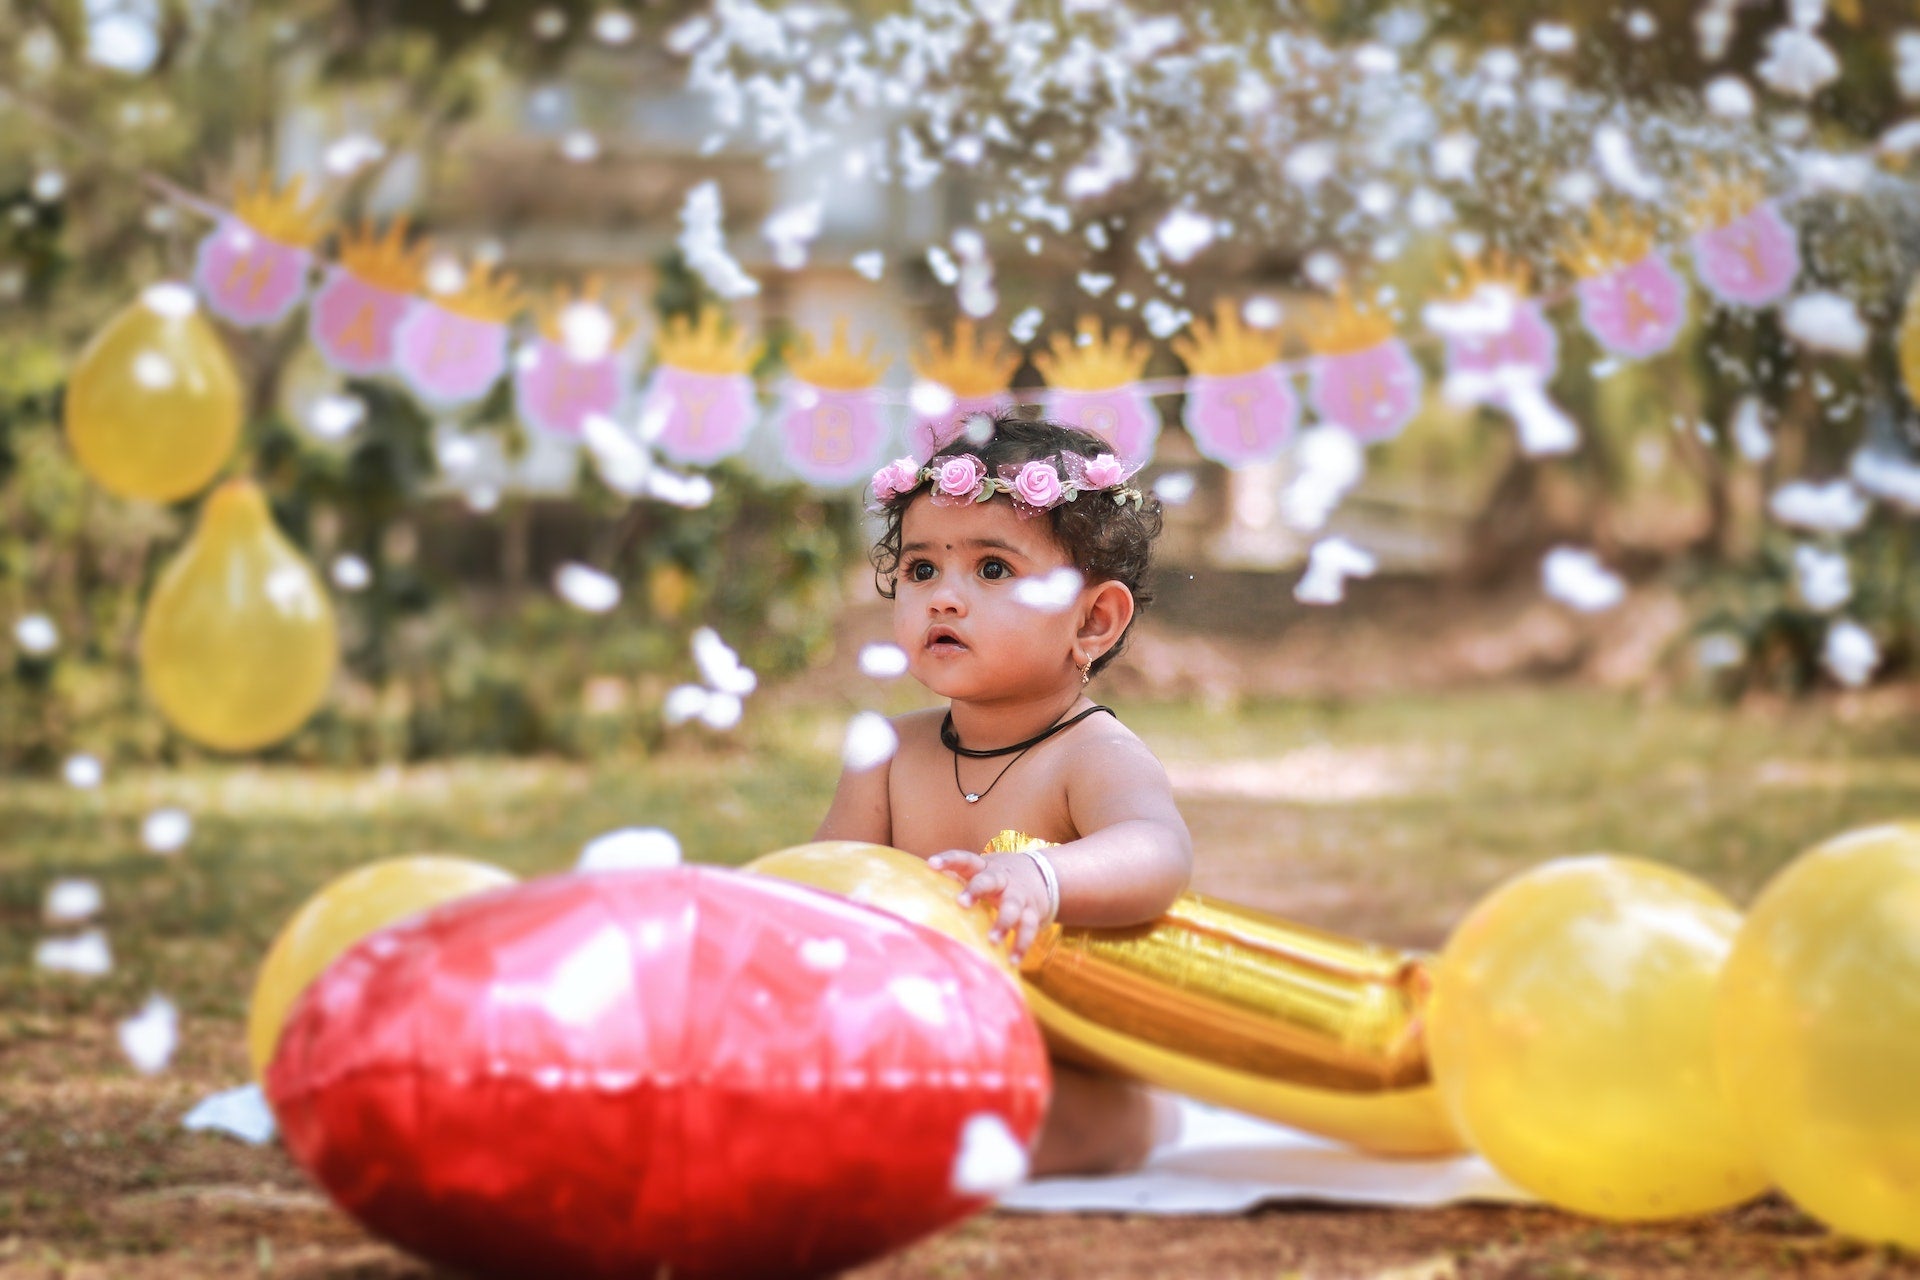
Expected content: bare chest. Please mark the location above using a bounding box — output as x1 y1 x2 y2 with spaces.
888 732 1081 857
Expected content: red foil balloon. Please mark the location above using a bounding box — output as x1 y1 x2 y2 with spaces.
267 868 1050 1280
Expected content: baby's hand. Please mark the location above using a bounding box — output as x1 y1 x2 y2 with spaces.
928 850 1051 963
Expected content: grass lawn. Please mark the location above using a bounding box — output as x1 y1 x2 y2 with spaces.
2 685 1918 1277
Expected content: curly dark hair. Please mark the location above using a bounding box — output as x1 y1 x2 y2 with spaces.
869 416 1163 678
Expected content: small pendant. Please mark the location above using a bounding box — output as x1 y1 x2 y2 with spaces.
965 793 980 803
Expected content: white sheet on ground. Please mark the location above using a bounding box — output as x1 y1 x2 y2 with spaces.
998 1095 1532 1215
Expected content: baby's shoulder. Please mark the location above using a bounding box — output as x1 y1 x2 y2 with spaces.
1068 709 1166 772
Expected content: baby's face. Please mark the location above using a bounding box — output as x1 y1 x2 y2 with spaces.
892 494 1089 702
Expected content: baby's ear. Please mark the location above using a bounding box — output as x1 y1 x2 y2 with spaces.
1077 578 1135 648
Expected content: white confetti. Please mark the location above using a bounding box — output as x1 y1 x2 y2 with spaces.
1593 124 1662 200
44 878 103 926
1823 618 1879 687
18 612 66 657
698 690 743 731
559 302 615 361
322 133 386 177
593 9 636 44
1731 397 1773 463
117 995 179 1075
86 4 160 75
1793 544 1851 613
1152 472 1196 506
330 554 372 592
1705 76 1756 120
308 393 365 440
852 250 885 280
677 181 760 300
1850 444 1920 512
35 929 113 977
763 199 823 270
1154 208 1215 264
842 711 899 772
1011 566 1085 613
1783 292 1867 357
857 642 910 679
1542 546 1625 613
662 684 710 726
692 627 757 696
1009 307 1045 344
1281 424 1364 532
1294 537 1378 606
951 1113 1029 1196
1531 23 1574 53
554 562 622 613
183 1084 277 1146
1769 479 1870 534
1757 24 1839 100
62 753 103 790
1696 632 1745 671
141 807 192 856
577 827 682 873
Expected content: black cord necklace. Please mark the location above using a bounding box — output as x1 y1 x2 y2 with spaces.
942 705 1112 804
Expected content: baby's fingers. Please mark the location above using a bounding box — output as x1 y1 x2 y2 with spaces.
955 865 1009 909
1008 904 1046 965
927 850 986 886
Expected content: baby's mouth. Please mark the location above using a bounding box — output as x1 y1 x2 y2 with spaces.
926 630 967 651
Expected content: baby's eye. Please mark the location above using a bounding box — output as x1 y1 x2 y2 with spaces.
979 559 1012 581
906 560 936 582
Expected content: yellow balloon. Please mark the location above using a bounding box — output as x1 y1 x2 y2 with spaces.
65 283 242 502
1429 856 1768 1220
742 841 1010 971
249 855 517 1079
139 478 338 752
1717 822 1920 1248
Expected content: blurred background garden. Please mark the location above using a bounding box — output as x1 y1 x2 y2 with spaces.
7 0 1920 1275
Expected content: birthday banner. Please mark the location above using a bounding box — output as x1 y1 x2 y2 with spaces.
167 172 1847 491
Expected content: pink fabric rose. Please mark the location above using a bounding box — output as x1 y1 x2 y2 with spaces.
1011 459 1064 511
1082 453 1128 489
930 454 989 505
871 456 922 502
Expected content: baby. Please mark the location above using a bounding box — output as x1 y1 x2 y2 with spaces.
815 416 1192 1177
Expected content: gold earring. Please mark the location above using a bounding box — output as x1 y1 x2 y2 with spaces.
1079 659 1092 686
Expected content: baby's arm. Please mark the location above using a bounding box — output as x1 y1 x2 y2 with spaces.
932 734 1192 958
813 744 892 846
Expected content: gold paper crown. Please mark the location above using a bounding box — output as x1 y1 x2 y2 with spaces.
787 319 886 390
336 219 429 295
1172 299 1284 377
1449 249 1535 299
1682 167 1767 232
1301 285 1396 356
431 260 523 324
655 308 760 375
911 319 1018 397
231 175 329 249
1033 317 1149 391
1556 207 1658 279
534 277 639 352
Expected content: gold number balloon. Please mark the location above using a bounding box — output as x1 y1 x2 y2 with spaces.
1428 856 1768 1220
139 478 339 752
1717 822 1920 1249
249 855 517 1080
749 835 1461 1157
64 283 242 502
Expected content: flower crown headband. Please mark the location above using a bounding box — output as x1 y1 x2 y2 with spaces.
869 450 1147 518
